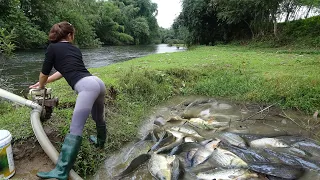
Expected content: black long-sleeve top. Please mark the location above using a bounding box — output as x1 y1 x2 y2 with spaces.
41 42 92 89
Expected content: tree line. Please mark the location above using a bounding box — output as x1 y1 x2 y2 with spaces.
167 0 320 46
0 0 159 56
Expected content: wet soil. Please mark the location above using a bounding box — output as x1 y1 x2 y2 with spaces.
11 126 61 180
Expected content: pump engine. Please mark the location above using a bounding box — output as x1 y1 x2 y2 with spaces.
29 88 59 120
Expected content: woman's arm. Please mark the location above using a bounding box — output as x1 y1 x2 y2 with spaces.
29 71 63 89
47 71 63 83
38 72 49 89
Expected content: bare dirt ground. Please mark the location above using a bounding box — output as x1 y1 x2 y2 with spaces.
11 127 60 180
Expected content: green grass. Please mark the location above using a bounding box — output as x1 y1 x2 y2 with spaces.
1 45 320 177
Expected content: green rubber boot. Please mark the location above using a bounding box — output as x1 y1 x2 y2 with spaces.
37 134 82 180
89 124 106 148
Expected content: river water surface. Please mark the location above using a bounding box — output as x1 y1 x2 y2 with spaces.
0 44 185 93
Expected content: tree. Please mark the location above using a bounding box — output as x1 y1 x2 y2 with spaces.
179 0 220 45
0 0 47 49
0 0 161 50
111 0 159 44
95 1 133 45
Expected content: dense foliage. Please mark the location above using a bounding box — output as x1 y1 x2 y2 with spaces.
0 0 160 54
173 0 320 46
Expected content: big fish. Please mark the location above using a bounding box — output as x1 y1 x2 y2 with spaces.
219 141 269 163
148 153 180 180
197 168 258 180
171 126 203 139
210 148 248 168
218 132 247 148
190 139 221 167
191 147 213 167
264 148 320 171
248 162 304 179
188 118 229 129
114 154 151 179
169 142 201 156
249 138 289 148
293 140 320 157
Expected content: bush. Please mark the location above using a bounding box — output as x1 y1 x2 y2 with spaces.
12 25 47 49
278 16 320 47
0 28 16 56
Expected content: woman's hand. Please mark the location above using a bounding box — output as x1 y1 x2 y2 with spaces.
29 82 43 89
30 71 62 89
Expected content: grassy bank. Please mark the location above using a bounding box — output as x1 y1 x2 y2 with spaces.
1 45 320 177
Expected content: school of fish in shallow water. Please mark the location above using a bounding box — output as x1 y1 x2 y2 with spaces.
113 99 320 180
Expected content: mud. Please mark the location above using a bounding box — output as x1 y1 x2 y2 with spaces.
11 126 61 180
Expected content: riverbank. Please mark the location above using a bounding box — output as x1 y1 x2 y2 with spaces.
1 45 320 178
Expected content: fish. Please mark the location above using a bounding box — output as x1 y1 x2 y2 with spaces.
186 148 198 163
124 140 154 162
114 154 151 179
264 148 303 166
167 129 185 139
218 141 269 163
275 135 312 145
166 116 188 125
188 118 229 129
190 139 221 167
171 126 203 139
197 168 258 180
200 139 216 146
169 142 201 156
209 148 248 168
170 157 181 180
151 133 176 152
237 133 288 142
264 149 320 172
249 138 289 148
184 136 197 143
141 130 158 142
248 162 304 179
148 153 180 180
218 132 247 148
272 147 310 157
151 131 169 151
191 146 213 167
203 138 221 150
292 140 320 157
155 138 184 154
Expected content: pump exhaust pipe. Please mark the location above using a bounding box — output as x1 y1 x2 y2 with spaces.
0 88 83 180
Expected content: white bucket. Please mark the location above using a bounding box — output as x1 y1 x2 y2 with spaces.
0 130 15 179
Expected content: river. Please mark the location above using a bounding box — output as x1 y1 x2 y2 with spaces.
0 44 185 93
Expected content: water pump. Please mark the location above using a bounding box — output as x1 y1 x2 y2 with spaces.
28 88 59 120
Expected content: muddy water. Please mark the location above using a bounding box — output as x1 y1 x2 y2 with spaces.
91 96 320 180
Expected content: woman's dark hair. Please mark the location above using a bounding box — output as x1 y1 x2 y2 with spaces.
49 21 75 42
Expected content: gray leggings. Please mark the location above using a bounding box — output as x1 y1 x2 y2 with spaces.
70 76 106 136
